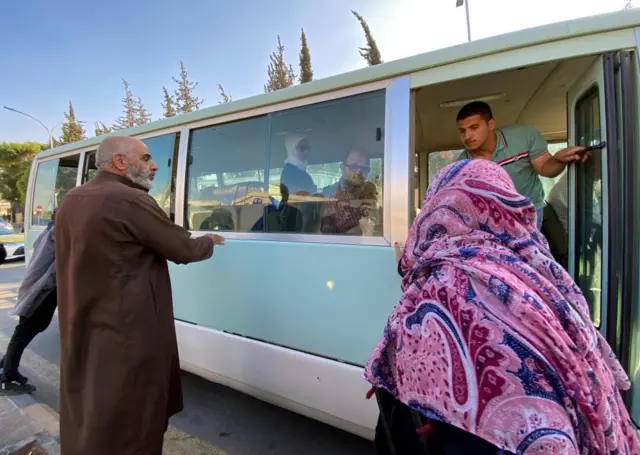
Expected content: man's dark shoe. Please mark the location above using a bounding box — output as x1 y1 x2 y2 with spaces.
0 378 36 395
0 357 29 385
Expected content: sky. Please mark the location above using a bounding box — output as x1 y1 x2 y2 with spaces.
0 0 629 144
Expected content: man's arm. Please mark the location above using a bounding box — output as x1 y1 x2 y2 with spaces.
525 126 587 178
128 194 223 264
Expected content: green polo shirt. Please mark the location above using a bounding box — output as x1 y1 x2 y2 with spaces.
457 124 548 209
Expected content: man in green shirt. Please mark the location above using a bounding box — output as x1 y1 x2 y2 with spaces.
456 101 587 230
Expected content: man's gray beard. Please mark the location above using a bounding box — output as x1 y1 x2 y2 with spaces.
126 165 154 190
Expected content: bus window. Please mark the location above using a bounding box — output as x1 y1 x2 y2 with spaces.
141 133 180 220
185 116 270 232
31 154 80 226
427 150 461 183
574 87 603 327
83 151 97 182
268 90 385 236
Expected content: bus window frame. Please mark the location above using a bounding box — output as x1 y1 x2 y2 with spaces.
28 150 84 230
176 77 411 247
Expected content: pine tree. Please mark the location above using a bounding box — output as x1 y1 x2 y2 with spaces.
351 10 383 66
135 97 152 125
299 28 313 83
59 101 86 145
113 79 138 130
173 61 203 113
161 86 176 118
625 0 633 8
94 122 111 137
264 35 296 92
218 85 232 104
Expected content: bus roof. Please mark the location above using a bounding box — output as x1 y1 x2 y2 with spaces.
37 8 640 160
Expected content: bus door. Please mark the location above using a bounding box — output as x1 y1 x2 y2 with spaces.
567 51 639 417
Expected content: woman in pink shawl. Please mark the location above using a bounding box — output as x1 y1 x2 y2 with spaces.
364 159 639 454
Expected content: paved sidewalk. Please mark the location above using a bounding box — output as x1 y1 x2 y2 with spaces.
0 392 228 455
0 393 60 455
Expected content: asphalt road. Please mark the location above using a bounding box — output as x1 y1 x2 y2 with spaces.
0 262 373 455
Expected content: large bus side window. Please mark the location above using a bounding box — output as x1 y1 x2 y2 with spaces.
574 87 603 327
267 90 385 236
31 154 80 226
185 116 270 232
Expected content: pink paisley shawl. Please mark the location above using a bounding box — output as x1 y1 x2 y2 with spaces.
363 159 639 454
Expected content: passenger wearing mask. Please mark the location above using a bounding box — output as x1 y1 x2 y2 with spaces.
280 134 317 195
455 101 587 230
54 136 225 455
365 159 639 454
0 210 57 395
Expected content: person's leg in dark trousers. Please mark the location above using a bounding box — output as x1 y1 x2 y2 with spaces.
0 289 57 393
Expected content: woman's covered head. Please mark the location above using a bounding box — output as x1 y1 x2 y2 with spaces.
403 159 546 272
422 159 537 234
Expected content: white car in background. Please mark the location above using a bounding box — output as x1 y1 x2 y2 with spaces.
0 225 25 261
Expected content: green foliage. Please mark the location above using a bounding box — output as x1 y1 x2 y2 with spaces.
59 101 86 145
113 79 151 129
94 121 111 137
264 36 296 92
173 61 203 113
113 79 138 130
162 86 176 117
0 142 43 213
299 28 313 83
351 10 383 66
135 97 152 125
218 85 232 104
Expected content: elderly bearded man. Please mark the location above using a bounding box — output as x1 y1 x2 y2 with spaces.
54 136 225 455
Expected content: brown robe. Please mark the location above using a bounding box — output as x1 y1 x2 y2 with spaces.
54 171 214 455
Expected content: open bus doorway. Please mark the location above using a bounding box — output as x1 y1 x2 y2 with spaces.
410 53 603 322
410 50 640 426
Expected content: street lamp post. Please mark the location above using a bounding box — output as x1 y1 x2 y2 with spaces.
456 0 472 42
3 106 61 149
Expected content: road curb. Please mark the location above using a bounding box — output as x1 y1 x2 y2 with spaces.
2 393 60 454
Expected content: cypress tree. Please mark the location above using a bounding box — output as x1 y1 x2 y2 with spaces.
264 36 296 92
352 11 383 66
59 101 86 144
218 85 232 104
161 86 176 118
299 28 313 83
173 61 203 113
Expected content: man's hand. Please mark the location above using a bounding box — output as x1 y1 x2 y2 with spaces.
394 242 403 262
531 146 588 178
205 233 225 245
554 146 588 163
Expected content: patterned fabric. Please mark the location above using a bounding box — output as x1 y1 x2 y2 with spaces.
363 159 639 454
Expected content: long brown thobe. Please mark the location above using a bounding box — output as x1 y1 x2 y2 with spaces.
54 171 214 455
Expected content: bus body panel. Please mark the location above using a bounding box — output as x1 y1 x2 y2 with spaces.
168 240 400 367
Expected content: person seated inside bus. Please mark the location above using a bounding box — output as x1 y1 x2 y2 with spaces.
251 183 304 233
280 134 317 196
320 149 379 235
455 101 587 230
364 159 639 455
200 207 235 231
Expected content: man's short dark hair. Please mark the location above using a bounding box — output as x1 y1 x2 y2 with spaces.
456 101 493 122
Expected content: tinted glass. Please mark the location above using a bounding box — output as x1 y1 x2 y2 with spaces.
267 90 385 236
574 87 603 327
185 116 270 232
31 154 80 226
